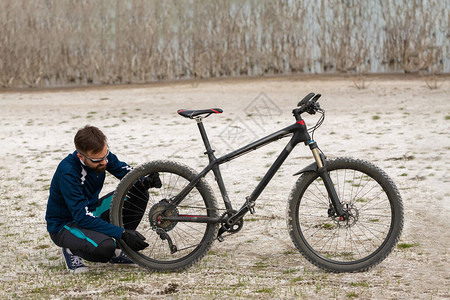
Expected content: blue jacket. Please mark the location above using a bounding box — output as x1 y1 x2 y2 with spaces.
45 151 131 240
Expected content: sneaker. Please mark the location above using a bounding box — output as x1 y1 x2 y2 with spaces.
62 248 89 274
109 251 134 264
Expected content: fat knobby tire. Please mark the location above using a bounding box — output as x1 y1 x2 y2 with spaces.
110 160 219 271
287 157 404 272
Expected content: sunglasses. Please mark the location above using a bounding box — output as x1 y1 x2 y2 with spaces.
79 149 110 163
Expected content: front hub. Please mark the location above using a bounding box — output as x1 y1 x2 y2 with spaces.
334 202 359 228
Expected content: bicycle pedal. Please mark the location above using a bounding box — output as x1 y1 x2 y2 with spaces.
217 235 224 242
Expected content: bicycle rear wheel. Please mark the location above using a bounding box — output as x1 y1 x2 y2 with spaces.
287 157 403 272
110 160 218 271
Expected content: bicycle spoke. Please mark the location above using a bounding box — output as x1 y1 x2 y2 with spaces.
109 160 219 271
296 166 394 264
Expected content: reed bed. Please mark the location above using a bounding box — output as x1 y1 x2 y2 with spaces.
0 0 447 87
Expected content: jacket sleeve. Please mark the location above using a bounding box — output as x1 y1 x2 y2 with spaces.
106 152 132 180
60 172 124 240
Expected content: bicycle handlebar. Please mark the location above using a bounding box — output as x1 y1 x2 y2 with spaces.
294 93 322 118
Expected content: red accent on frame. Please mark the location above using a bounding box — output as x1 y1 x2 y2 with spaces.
297 120 306 125
178 215 208 218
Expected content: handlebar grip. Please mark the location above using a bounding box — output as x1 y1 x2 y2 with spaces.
298 93 315 107
310 94 321 103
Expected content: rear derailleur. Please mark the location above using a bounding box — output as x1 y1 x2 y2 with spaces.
154 227 178 254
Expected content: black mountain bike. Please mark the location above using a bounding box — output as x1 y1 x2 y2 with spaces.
110 93 403 273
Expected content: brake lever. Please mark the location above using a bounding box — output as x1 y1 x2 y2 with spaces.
306 94 322 115
296 93 323 115
306 103 318 114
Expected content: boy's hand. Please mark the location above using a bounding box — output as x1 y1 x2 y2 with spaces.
142 172 162 189
121 229 149 251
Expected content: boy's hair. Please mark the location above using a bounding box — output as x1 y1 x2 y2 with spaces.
74 125 107 154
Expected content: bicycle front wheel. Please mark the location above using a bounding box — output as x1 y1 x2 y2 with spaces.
110 160 218 271
287 157 403 272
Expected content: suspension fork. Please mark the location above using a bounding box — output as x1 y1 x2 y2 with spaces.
308 141 347 218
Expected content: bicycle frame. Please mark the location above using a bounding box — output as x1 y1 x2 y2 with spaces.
111 97 403 272
163 112 344 226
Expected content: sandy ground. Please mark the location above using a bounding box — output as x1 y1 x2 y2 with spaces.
0 75 449 299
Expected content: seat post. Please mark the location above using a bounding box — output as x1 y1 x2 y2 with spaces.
195 117 215 161
195 118 233 211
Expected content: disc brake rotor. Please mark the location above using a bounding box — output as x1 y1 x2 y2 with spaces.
334 202 359 228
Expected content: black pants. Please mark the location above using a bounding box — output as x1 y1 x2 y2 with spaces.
50 188 149 263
